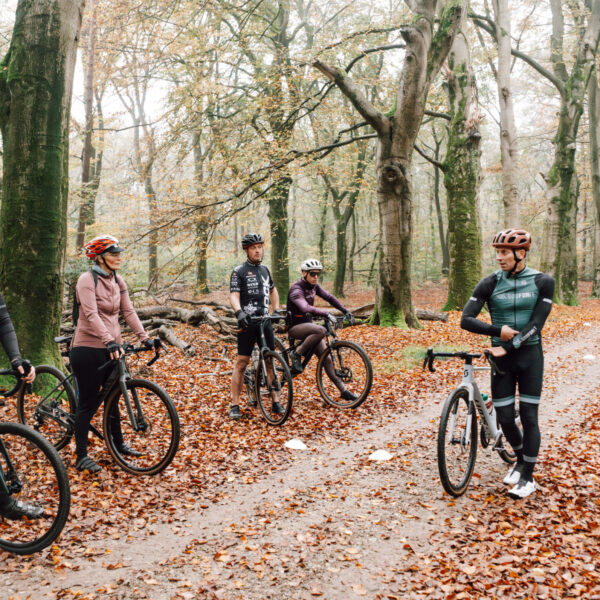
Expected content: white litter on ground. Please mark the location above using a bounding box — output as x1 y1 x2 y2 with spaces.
368 450 393 461
583 354 596 361
584 322 592 327
284 439 307 450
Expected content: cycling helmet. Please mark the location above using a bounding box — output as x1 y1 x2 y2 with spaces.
83 235 123 259
491 228 531 251
300 258 323 272
241 233 264 249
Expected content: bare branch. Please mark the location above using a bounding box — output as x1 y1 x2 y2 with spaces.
414 144 445 170
424 109 451 121
344 43 405 73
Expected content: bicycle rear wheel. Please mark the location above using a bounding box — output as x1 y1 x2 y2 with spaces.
103 379 180 475
255 351 293 425
16 365 76 451
316 341 373 408
0 422 70 554
438 389 478 497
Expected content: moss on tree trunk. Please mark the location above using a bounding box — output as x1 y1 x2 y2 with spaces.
268 176 291 297
0 0 84 366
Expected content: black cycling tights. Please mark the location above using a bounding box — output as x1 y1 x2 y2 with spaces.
496 401 540 481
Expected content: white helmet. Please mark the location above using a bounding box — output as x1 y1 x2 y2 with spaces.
300 258 323 272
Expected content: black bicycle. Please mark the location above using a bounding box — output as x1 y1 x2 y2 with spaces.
243 314 293 425
275 314 373 409
0 420 70 554
17 337 180 476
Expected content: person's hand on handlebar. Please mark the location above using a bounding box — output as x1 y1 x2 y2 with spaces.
11 358 36 384
106 340 123 360
235 310 250 330
500 325 518 341
143 338 161 351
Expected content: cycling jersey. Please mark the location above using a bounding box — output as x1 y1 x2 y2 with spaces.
0 292 21 362
230 261 274 317
461 267 554 349
286 278 346 327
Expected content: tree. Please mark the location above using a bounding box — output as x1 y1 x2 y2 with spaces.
0 0 84 365
314 0 463 327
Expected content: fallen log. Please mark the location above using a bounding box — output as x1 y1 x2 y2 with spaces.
350 303 448 322
158 325 196 356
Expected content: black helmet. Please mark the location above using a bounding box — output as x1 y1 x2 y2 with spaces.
241 233 264 249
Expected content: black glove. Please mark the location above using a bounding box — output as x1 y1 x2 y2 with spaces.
11 358 32 377
235 310 250 330
344 311 356 326
106 341 122 355
143 338 159 351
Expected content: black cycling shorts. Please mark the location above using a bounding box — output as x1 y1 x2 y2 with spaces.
237 321 275 356
491 343 544 407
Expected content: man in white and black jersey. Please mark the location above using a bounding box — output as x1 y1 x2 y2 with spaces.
229 233 283 420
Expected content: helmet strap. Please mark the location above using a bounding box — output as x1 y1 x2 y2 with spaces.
509 249 523 277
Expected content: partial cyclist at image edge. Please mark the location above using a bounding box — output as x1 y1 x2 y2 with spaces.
0 292 41 521
460 228 554 500
286 258 357 403
71 234 157 473
229 233 284 420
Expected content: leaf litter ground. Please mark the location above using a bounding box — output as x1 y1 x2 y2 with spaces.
2 285 600 599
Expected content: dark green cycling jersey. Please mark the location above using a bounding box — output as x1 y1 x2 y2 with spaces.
461 267 555 350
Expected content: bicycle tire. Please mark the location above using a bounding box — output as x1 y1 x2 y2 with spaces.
274 337 289 366
438 389 478 497
16 365 76 451
0 422 70 554
316 340 372 408
103 379 180 476
255 351 293 426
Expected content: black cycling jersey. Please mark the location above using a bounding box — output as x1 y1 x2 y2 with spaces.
461 267 554 350
230 261 274 317
0 292 21 362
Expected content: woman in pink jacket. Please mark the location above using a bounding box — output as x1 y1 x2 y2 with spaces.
72 235 154 473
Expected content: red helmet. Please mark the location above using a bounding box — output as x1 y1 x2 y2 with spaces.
83 235 123 259
491 228 531 251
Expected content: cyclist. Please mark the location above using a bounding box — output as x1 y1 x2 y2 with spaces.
72 235 155 473
229 233 283 420
0 292 41 519
286 259 357 403
461 228 554 499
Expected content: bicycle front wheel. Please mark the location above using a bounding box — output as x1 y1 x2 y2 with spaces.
103 379 180 476
0 422 70 555
255 351 293 426
16 365 76 451
438 389 478 497
316 341 373 408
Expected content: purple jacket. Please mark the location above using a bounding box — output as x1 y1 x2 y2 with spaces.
286 278 347 327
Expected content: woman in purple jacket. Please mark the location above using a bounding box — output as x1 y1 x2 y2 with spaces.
286 259 357 402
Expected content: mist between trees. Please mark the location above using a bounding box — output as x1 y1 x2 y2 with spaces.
1 0 600 361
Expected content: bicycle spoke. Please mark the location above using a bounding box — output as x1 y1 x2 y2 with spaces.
255 352 293 425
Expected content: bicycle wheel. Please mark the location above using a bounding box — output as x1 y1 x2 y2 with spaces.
103 379 180 475
255 351 293 426
16 365 76 451
274 337 289 366
316 341 373 408
438 389 478 497
0 422 70 555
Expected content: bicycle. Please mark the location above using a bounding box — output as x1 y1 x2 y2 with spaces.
242 314 293 426
17 337 180 476
0 420 71 554
275 314 373 409
423 347 521 497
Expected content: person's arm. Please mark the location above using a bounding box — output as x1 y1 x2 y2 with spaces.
315 285 347 313
230 291 242 312
118 277 149 342
0 292 21 363
78 272 115 345
508 273 554 350
460 274 503 337
269 286 280 311
288 286 328 317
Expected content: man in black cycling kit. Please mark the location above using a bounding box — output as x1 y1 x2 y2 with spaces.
461 229 554 499
229 233 284 420
0 293 41 519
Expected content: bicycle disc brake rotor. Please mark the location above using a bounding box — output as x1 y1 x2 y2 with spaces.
337 367 352 382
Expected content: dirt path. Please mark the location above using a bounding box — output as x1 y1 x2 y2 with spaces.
4 327 600 600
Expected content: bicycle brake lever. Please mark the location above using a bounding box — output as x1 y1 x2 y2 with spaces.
146 351 160 366
423 348 436 372
483 350 506 376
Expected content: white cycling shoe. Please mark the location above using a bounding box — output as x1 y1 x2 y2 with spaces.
503 465 522 486
508 478 537 499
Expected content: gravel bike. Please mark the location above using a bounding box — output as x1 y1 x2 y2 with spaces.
423 348 521 497
0 420 70 554
275 314 372 409
243 314 293 426
17 337 180 476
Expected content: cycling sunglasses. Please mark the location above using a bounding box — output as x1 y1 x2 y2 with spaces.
308 271 321 277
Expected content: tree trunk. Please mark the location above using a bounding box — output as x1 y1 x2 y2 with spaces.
193 131 209 293
0 0 84 365
268 175 291 296
491 0 520 227
431 126 449 275
145 173 159 289
442 12 483 311
590 67 600 296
